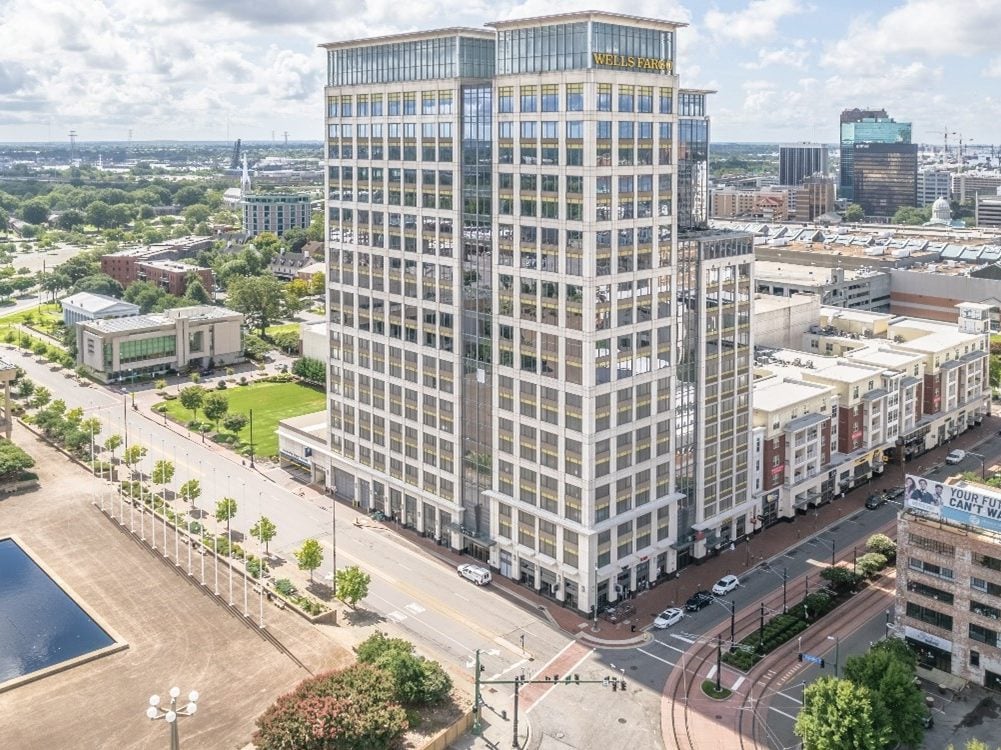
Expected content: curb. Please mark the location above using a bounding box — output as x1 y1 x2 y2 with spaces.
578 630 652 649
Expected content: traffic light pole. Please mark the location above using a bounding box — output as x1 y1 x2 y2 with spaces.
474 672 625 749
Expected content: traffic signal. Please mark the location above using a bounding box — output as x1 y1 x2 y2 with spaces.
574 674 580 684
564 675 572 684
612 679 618 692
820 659 826 668
602 676 610 687
479 665 485 673
619 679 626 692
798 653 803 662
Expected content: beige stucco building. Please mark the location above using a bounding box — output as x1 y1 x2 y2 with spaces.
77 306 244 382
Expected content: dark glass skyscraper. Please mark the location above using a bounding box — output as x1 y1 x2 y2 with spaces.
779 143 827 186
852 142 918 217
839 108 912 202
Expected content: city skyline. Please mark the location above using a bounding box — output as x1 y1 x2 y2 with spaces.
0 0 999 144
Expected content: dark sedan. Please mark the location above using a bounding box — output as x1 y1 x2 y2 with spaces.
685 590 714 612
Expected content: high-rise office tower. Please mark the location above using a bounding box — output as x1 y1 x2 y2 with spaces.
852 142 918 217
839 108 912 202
779 143 828 186
322 12 753 615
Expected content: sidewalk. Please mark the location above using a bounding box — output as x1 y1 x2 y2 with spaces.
389 416 1001 646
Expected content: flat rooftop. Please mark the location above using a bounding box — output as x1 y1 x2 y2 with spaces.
756 261 881 284
753 293 818 313
844 347 921 369
754 377 829 411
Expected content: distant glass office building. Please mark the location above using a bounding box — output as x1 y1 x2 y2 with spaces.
322 12 753 614
839 108 912 202
852 143 918 217
779 143 827 186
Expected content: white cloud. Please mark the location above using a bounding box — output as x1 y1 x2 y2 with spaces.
741 43 810 70
703 0 805 43
984 57 1001 78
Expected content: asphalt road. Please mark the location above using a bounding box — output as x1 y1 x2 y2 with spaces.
15 345 1001 750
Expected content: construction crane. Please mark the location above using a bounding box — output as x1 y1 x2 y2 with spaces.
229 138 242 170
942 127 956 163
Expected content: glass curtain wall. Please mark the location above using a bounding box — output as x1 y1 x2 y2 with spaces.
460 83 494 539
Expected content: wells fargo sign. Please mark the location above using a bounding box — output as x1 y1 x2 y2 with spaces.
592 52 672 72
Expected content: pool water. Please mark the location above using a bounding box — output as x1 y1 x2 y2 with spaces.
0 538 114 683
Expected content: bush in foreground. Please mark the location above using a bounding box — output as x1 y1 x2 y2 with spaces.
254 664 408 750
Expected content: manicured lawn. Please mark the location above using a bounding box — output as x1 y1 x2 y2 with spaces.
0 303 61 330
263 322 301 339
157 380 325 458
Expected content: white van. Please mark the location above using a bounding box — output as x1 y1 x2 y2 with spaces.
457 563 492 586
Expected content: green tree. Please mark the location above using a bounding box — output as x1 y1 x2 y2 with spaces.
843 203 865 222
251 231 281 255
73 273 124 298
20 198 50 225
295 538 324 582
820 565 862 593
892 205 931 225
182 203 211 225
85 200 112 228
103 433 123 463
250 516 278 555
214 497 238 534
286 277 310 300
227 275 288 335
0 438 35 481
222 411 249 434
201 391 229 428
183 276 211 304
335 565 371 608
795 677 890 750
178 478 201 510
30 385 51 408
844 641 926 747
178 385 205 421
57 209 86 230
122 444 148 479
856 552 888 578
271 329 301 354
151 459 175 493
174 185 206 207
310 271 325 296
354 632 452 706
292 357 325 384
991 355 1001 390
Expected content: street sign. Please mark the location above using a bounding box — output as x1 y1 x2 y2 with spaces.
801 653 825 667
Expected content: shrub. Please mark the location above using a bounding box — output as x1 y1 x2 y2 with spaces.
821 565 863 594
246 556 263 579
274 578 295 596
354 632 453 706
866 533 897 560
857 552 889 578
253 664 408 750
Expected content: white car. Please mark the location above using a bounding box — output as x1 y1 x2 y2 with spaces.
945 449 966 465
711 574 740 596
457 563 492 586
653 607 684 629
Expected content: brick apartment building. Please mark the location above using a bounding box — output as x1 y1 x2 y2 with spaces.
896 486 1001 692
101 238 215 296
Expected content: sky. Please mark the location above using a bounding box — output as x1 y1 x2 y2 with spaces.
0 0 999 145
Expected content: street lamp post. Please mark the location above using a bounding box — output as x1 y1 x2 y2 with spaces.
830 538 836 567
146 687 199 750
827 634 840 677
969 452 987 480
248 409 255 468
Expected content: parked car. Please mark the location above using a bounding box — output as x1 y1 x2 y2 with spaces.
865 493 887 510
653 607 684 629
945 449 966 465
886 487 906 501
457 563 492 586
605 601 636 623
712 575 740 596
685 591 714 611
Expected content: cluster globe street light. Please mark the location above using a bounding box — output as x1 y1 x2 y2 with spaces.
147 687 199 750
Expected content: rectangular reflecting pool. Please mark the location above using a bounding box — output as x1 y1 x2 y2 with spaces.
0 537 115 685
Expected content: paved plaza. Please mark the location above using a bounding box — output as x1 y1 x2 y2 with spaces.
0 424 351 750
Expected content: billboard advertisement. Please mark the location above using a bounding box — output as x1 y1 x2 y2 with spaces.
905 474 1001 535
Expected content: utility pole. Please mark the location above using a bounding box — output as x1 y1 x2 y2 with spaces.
248 409 255 468
759 602 765 652
782 567 788 613
473 649 482 733
729 600 736 651
716 635 723 692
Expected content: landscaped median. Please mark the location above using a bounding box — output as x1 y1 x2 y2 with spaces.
722 533 897 672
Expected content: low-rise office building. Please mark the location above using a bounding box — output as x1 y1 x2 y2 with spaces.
76 305 244 382
61 292 140 326
895 478 1001 691
242 193 311 238
755 261 891 311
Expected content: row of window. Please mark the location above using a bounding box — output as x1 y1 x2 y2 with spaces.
328 91 454 118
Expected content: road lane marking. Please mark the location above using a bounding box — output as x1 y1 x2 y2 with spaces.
706 665 717 680
488 658 528 680
731 676 746 691
775 691 803 705
671 633 695 644
525 646 594 714
387 611 407 622
637 647 675 667
453 591 470 601
769 706 798 721
655 639 687 654
405 602 426 614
